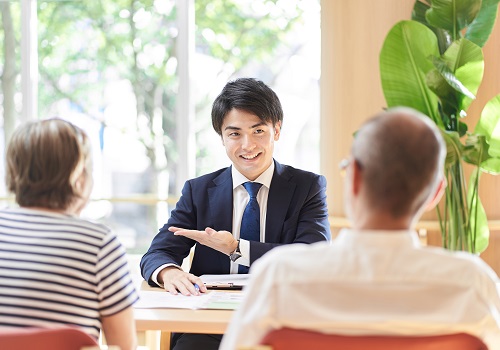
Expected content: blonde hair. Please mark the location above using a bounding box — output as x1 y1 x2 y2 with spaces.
6 119 92 210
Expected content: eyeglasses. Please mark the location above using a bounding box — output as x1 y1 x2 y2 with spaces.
339 157 362 177
338 158 351 178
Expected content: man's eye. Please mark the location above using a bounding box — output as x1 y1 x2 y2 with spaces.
255 129 264 134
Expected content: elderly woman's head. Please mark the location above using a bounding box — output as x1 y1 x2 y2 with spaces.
6 119 93 213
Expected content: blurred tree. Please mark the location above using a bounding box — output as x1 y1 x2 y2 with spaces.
0 2 18 146
0 0 315 251
35 0 306 196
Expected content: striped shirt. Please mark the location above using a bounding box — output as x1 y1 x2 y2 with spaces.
0 207 139 339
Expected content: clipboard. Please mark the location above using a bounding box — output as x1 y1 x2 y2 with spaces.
203 283 244 290
200 273 249 290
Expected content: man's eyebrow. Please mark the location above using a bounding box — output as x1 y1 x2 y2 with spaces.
251 122 266 128
224 122 266 131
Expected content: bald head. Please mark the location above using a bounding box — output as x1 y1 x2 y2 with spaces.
351 107 446 219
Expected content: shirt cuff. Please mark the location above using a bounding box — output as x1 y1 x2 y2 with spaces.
236 239 250 267
151 263 181 287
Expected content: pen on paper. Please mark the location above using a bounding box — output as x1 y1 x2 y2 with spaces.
194 283 200 294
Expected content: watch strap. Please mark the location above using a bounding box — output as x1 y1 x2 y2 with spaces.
229 239 242 262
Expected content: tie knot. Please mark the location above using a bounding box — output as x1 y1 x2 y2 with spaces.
243 182 262 198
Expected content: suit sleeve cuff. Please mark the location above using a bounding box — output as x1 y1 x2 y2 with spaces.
151 263 182 287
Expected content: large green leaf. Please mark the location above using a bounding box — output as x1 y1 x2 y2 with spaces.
455 64 484 112
475 94 500 157
426 66 465 130
443 38 484 77
481 158 500 174
428 57 475 99
465 0 500 47
380 20 441 126
426 39 483 135
412 0 431 23
442 38 484 111
412 0 452 54
467 168 489 253
426 0 482 37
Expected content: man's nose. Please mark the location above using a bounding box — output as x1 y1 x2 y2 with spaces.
241 134 256 150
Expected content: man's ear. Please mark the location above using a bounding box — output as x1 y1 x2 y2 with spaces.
425 177 446 210
274 122 281 141
351 159 362 196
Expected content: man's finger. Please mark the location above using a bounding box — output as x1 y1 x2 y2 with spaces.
205 227 216 234
188 275 208 293
173 229 198 237
177 283 194 296
163 283 179 295
181 281 200 296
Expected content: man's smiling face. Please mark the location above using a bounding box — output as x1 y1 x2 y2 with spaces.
221 108 281 181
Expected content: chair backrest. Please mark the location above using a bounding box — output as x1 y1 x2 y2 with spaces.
259 328 488 350
0 327 99 350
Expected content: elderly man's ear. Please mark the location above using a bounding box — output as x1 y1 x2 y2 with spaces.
425 177 447 211
351 159 363 196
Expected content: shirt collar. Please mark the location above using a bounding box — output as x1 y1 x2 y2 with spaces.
336 228 421 248
231 161 275 190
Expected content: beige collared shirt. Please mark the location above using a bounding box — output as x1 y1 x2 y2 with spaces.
221 229 500 349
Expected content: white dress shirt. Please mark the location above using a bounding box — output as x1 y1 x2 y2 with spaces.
220 229 500 349
229 162 274 272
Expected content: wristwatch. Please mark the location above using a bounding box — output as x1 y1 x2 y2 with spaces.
229 240 242 262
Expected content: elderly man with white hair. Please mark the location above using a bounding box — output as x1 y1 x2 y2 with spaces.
221 107 500 350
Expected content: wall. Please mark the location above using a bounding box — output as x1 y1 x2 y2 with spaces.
320 0 500 273
321 0 415 217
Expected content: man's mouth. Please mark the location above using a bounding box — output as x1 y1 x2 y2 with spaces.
240 153 260 160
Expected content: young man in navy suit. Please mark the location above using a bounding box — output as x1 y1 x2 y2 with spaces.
140 78 331 350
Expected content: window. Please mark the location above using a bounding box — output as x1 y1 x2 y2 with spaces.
0 0 320 254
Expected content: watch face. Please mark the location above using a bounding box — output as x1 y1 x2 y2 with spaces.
230 252 242 262
230 240 241 261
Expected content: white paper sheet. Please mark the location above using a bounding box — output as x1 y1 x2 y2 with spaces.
134 290 213 309
134 290 244 310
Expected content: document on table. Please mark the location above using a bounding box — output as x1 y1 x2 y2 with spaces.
201 291 244 310
134 290 244 310
200 273 249 290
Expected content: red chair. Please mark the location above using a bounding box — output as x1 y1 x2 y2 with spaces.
246 327 488 350
0 327 100 350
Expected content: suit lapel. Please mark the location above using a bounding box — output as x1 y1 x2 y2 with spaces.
208 167 233 232
266 161 295 243
207 167 233 272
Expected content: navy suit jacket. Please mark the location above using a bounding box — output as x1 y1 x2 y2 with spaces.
140 160 331 285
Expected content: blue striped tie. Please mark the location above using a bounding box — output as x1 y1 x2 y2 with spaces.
238 182 262 273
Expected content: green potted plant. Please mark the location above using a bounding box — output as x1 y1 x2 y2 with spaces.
379 0 500 253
